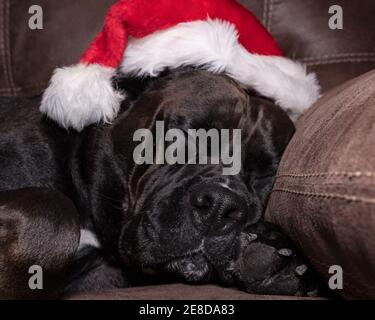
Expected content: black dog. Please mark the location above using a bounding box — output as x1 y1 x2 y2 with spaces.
0 69 317 299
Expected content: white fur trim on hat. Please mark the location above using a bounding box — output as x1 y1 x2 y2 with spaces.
121 19 321 120
40 64 124 131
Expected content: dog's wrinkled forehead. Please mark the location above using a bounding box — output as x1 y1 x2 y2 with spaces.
158 71 249 129
113 69 251 144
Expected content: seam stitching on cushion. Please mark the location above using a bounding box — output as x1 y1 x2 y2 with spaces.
272 188 375 205
277 172 375 179
0 0 10 92
303 58 375 66
4 0 15 93
268 0 274 33
262 0 268 27
300 53 375 62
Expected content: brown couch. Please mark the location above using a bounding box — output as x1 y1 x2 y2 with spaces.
1 0 374 299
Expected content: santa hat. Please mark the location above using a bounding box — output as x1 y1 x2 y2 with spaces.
40 0 320 131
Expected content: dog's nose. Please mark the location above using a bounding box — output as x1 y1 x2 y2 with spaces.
190 184 248 234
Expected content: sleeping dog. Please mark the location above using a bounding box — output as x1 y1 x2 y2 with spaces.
0 68 318 299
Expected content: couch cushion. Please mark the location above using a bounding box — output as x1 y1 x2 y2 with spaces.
265 70 375 299
66 284 323 300
240 0 375 92
0 0 114 97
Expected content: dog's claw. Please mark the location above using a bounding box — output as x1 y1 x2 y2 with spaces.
233 223 320 297
240 232 258 246
295 264 308 276
278 248 293 257
307 290 319 297
248 233 258 241
225 262 236 272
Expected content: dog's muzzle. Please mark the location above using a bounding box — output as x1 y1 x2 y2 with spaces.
119 170 258 283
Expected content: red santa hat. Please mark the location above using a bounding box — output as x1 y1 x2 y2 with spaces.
40 0 320 131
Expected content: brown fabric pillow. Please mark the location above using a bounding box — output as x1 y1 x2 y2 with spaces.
265 70 375 299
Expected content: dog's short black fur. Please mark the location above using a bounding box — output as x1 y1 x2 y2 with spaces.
0 69 318 299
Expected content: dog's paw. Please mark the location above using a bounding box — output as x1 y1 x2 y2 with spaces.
230 223 320 297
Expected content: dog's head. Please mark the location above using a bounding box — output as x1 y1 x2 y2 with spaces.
95 69 295 283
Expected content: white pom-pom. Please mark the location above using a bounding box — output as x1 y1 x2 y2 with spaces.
40 63 124 131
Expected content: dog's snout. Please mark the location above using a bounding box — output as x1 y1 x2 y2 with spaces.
190 184 248 233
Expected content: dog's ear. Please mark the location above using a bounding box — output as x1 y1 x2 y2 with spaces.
112 74 154 104
241 95 295 208
112 68 177 104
